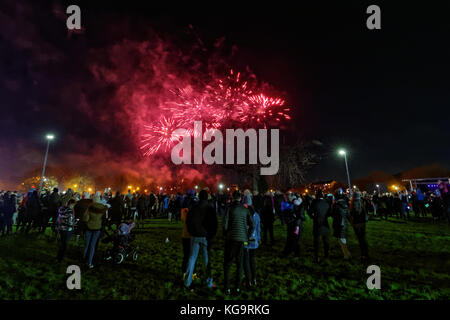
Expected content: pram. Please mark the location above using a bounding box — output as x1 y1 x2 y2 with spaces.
103 222 139 264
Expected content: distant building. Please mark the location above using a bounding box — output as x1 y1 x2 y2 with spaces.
300 180 337 195
402 177 450 192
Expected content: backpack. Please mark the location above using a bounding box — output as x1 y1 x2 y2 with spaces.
353 199 362 213
335 200 349 224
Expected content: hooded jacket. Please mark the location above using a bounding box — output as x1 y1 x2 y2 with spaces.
416 189 425 201
332 197 349 238
48 191 61 215
82 202 107 230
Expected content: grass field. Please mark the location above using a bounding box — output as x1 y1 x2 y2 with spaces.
0 216 449 300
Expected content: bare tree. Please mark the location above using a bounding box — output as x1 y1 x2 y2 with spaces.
271 142 320 190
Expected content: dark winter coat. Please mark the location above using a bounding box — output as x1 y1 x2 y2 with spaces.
2 195 16 217
309 198 331 236
74 199 93 220
261 194 275 224
48 191 62 216
332 198 349 238
252 193 264 213
186 199 217 238
137 196 147 212
223 201 254 242
108 196 124 222
26 192 41 218
350 195 368 224
284 201 306 228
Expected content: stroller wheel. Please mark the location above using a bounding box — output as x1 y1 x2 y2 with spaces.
132 251 139 261
105 250 112 261
114 253 124 264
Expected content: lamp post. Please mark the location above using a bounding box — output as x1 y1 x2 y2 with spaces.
339 149 352 196
39 134 54 193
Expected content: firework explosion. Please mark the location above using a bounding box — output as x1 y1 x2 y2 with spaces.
142 69 291 155
241 93 291 128
140 116 184 156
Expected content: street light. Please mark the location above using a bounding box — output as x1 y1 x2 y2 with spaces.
338 149 352 196
219 183 224 190
39 134 55 193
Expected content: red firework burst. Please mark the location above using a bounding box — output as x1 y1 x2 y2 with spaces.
140 116 185 156
239 93 291 128
206 69 254 122
140 69 292 156
163 87 224 127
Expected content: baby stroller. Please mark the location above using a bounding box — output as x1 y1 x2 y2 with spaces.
103 222 139 264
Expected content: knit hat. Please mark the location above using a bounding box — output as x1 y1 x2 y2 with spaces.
94 191 102 204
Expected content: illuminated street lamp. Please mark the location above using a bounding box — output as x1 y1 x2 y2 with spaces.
195 185 199 190
338 149 352 196
39 134 55 193
219 183 224 190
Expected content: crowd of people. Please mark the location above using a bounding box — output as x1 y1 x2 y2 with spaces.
0 181 449 295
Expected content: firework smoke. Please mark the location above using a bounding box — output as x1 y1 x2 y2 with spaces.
0 0 292 190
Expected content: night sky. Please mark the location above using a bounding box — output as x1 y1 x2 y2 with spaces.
1 0 449 189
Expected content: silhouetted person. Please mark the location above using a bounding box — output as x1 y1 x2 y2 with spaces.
309 190 331 263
